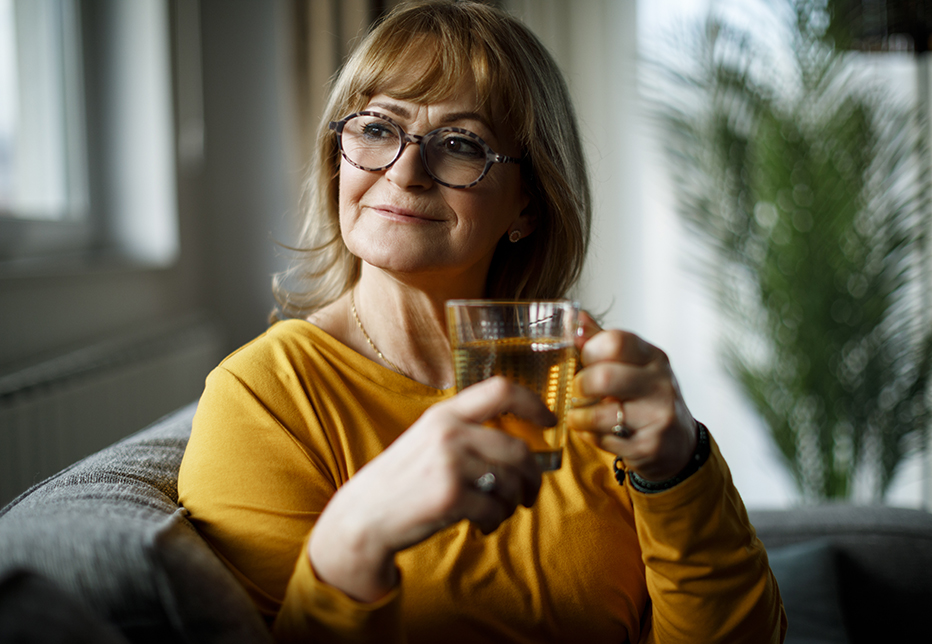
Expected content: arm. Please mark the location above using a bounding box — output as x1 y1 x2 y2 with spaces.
278 376 553 642
180 356 553 643
178 366 341 618
302 377 552 602
567 313 786 644
630 435 787 643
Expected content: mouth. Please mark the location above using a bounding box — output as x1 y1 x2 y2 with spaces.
368 204 442 223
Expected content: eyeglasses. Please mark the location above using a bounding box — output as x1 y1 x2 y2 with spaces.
329 111 522 189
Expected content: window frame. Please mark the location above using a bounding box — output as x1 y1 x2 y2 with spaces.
0 0 179 272
0 0 93 263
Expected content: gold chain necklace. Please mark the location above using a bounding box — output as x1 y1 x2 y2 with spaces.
350 289 404 375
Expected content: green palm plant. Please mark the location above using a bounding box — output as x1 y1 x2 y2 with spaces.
648 0 932 501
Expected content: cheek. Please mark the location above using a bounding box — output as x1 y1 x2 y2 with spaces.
338 162 371 213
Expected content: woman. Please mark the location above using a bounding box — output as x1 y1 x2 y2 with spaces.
178 2 786 643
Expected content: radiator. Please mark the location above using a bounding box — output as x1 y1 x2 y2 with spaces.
0 317 224 508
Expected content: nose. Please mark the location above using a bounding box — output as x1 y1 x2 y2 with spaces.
384 138 434 190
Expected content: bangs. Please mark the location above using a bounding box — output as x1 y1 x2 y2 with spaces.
373 34 489 104
342 21 525 140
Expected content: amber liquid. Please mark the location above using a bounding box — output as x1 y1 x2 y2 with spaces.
453 337 576 471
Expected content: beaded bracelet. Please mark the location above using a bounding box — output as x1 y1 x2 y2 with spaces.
612 422 710 492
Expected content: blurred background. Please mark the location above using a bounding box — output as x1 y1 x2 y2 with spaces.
1 0 929 511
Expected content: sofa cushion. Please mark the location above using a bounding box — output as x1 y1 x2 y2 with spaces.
0 568 131 644
751 505 932 644
0 402 274 644
767 540 849 644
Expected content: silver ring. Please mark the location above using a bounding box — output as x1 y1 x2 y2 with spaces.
474 471 497 493
611 409 632 439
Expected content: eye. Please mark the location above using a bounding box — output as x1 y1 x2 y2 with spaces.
357 118 398 142
437 132 485 160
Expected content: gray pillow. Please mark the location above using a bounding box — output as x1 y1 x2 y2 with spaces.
0 403 274 644
768 539 850 644
0 568 130 644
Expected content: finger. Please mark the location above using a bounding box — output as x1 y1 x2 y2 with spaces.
470 440 541 507
580 329 659 368
457 460 526 533
572 361 653 403
459 487 514 535
462 461 527 509
574 310 602 350
566 400 624 434
434 421 540 507
447 376 557 428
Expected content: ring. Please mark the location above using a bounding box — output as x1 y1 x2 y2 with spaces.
474 471 497 494
611 409 632 439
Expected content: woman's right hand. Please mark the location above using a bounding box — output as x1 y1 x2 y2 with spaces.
308 376 553 603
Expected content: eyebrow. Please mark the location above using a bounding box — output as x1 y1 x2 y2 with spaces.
367 100 494 132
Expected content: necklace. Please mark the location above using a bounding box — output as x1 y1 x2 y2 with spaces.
350 289 405 375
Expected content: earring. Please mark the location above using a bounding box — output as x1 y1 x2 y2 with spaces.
509 230 522 243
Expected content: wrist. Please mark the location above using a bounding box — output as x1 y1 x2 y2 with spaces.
309 510 399 603
613 422 711 493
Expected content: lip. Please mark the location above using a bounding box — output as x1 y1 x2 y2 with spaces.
368 204 442 222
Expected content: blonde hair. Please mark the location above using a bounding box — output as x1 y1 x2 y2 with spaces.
273 0 590 320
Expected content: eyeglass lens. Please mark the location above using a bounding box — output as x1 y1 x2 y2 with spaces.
339 114 489 187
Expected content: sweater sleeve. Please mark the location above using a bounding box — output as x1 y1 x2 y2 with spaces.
178 364 406 643
273 541 404 644
630 432 788 644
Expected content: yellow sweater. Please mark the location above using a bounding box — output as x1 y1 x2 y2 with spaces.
178 320 786 643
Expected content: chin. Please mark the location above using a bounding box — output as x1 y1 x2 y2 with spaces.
349 237 445 272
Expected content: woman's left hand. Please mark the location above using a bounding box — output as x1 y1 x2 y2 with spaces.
566 312 698 482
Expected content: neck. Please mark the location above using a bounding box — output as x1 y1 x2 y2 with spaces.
351 266 478 389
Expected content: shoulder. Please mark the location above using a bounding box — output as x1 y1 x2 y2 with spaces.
196 320 354 436
221 320 335 370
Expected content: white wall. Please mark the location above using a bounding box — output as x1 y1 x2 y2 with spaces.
198 0 300 350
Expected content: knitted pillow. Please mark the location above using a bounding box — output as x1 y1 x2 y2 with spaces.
0 403 273 644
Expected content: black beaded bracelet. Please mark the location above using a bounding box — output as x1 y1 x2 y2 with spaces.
613 422 710 492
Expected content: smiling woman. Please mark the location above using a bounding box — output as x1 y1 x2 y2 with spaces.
177 2 787 643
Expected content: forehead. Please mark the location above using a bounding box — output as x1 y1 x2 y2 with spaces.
366 71 490 119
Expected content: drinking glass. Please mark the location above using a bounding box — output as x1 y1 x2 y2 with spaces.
446 299 580 471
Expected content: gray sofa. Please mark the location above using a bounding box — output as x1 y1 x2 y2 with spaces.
751 504 932 643
1 403 930 643
0 403 272 644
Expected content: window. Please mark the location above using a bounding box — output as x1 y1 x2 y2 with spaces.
0 0 178 268
0 0 87 222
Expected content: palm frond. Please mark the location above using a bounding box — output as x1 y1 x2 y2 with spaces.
644 1 931 501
